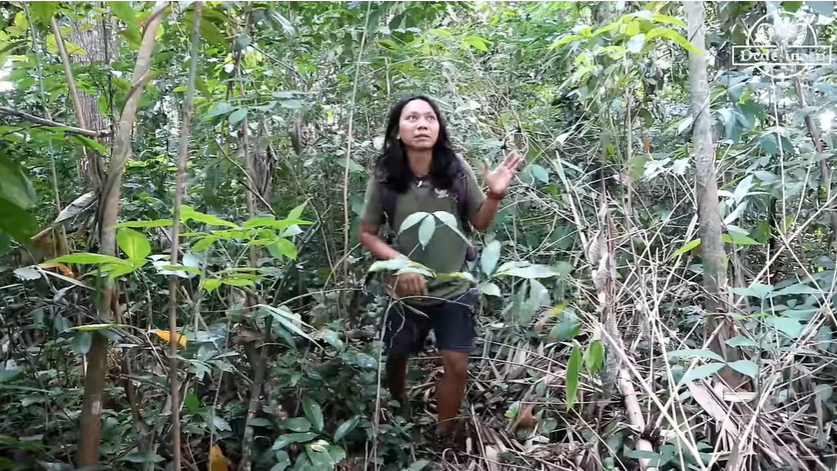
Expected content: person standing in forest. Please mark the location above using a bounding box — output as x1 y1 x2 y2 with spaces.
359 95 521 443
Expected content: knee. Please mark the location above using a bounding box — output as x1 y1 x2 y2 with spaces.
442 353 469 381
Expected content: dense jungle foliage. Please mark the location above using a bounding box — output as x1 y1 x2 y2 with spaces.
0 1 836 470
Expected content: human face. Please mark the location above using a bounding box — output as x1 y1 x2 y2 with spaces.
398 99 440 150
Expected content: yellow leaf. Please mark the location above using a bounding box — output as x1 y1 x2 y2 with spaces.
152 329 187 348
38 262 74 278
208 443 228 471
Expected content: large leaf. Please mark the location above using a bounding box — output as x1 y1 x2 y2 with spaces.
679 362 724 385
180 206 239 229
302 396 324 432
272 433 316 450
267 238 298 260
566 346 582 410
480 240 501 276
334 416 360 442
417 215 436 247
32 1 59 26
117 228 151 261
0 154 37 209
109 1 141 46
50 253 131 266
494 261 557 279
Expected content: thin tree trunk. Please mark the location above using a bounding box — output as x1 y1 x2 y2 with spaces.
684 1 742 388
77 3 169 466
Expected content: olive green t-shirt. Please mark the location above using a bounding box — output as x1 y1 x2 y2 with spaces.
361 156 486 305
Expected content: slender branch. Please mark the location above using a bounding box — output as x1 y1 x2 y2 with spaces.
168 3 203 470
50 16 104 189
0 105 109 138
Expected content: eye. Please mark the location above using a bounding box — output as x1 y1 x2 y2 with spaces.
426 115 437 121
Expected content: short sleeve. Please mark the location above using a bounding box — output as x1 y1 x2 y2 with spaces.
461 157 486 220
360 175 383 226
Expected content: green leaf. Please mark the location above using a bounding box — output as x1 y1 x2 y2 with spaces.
626 34 645 53
184 394 200 413
229 107 247 125
272 432 316 450
32 1 59 26
549 312 581 341
671 238 701 258
399 212 429 233
268 238 298 260
202 279 222 293
69 135 108 154
272 451 291 471
679 362 724 385
586 340 604 373
417 215 436 247
730 283 774 300
117 228 151 261
403 460 431 471
494 261 557 279
0 154 37 209
480 240 501 276
281 417 312 432
191 235 217 253
478 282 501 297
726 336 759 348
723 233 761 246
728 360 758 378
71 331 93 355
531 164 549 184
287 201 307 220
115 219 174 229
50 253 131 266
651 13 687 28
765 316 804 339
0 369 22 383
566 346 582 410
180 206 239 229
463 35 490 51
109 1 141 46
334 416 359 442
646 26 702 55
0 198 38 243
771 283 821 296
667 349 726 363
302 396 324 432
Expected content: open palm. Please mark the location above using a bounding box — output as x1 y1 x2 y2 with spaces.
485 153 522 196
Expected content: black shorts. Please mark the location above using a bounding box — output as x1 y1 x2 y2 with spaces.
381 288 479 356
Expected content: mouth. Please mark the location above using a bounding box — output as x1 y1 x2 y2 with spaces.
414 134 431 140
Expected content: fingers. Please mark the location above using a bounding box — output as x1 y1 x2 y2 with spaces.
504 152 523 171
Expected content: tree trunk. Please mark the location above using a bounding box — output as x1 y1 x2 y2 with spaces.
77 3 169 465
684 1 743 388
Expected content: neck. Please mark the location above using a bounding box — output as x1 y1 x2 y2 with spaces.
406 148 433 177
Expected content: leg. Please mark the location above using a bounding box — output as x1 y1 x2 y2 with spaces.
385 354 409 404
381 301 430 405
428 289 479 436
436 350 469 436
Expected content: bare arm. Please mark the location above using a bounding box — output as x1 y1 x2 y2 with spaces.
358 220 403 260
470 192 503 231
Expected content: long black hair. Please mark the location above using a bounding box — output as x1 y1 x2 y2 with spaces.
376 95 461 194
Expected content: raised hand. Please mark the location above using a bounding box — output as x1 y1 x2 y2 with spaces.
485 153 522 197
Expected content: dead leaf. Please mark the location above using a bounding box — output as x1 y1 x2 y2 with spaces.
38 262 74 278
208 443 228 471
152 329 187 348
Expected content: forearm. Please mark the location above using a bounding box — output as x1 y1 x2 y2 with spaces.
359 231 403 260
470 192 502 231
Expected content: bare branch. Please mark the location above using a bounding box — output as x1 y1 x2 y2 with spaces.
0 105 110 138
